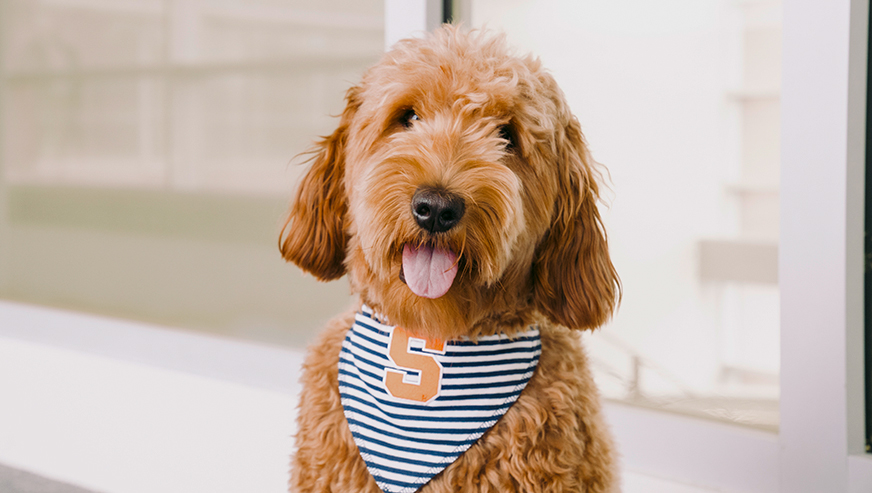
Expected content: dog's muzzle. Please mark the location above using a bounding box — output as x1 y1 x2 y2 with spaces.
399 187 465 299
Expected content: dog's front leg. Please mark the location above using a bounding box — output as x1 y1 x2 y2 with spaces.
289 312 381 493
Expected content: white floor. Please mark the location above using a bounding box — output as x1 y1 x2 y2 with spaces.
0 302 716 493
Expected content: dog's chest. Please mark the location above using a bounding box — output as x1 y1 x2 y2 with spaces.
338 306 541 493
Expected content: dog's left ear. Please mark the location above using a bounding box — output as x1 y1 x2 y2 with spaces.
279 86 359 281
531 115 621 330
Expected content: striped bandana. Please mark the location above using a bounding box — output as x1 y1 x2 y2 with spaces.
338 305 542 493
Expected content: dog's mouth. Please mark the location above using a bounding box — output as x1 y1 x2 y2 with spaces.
399 243 458 299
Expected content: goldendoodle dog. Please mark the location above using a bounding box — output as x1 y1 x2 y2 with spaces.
281 25 621 493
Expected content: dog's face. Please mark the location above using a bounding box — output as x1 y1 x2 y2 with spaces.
282 27 619 340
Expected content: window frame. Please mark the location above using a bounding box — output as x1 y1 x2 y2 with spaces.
777 0 872 490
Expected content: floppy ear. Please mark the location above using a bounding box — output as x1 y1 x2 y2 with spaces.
531 116 621 330
279 87 359 281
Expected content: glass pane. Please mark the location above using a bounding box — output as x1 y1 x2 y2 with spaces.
465 0 781 430
0 0 383 347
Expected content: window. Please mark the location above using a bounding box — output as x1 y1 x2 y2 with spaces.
0 0 382 346
464 0 782 430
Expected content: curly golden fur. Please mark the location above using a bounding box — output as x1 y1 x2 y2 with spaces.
281 26 621 492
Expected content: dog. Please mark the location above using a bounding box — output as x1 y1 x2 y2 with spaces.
280 26 621 493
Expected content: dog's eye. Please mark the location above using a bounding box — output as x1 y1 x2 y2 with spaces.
401 109 419 128
498 124 517 150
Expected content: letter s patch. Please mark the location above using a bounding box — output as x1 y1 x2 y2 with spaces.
384 327 444 403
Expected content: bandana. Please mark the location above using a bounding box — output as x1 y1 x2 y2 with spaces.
338 305 541 493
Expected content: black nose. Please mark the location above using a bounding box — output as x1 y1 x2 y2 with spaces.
411 188 465 233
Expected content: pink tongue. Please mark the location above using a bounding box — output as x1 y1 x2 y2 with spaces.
402 244 458 299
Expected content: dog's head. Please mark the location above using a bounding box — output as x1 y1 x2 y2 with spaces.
281 26 619 340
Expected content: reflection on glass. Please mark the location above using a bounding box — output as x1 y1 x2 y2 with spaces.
1 0 784 430
0 0 383 346
467 0 781 430
3 0 383 192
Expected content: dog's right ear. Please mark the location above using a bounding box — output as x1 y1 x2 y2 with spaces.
279 87 360 281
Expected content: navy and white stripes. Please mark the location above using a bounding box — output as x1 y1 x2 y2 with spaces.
338 305 541 493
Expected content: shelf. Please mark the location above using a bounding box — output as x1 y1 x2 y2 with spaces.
724 183 779 196
699 238 778 284
3 55 380 82
725 89 780 101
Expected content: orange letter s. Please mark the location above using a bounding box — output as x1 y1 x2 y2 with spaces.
384 327 444 403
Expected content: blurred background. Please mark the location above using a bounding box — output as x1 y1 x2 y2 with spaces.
0 0 382 347
0 0 781 436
